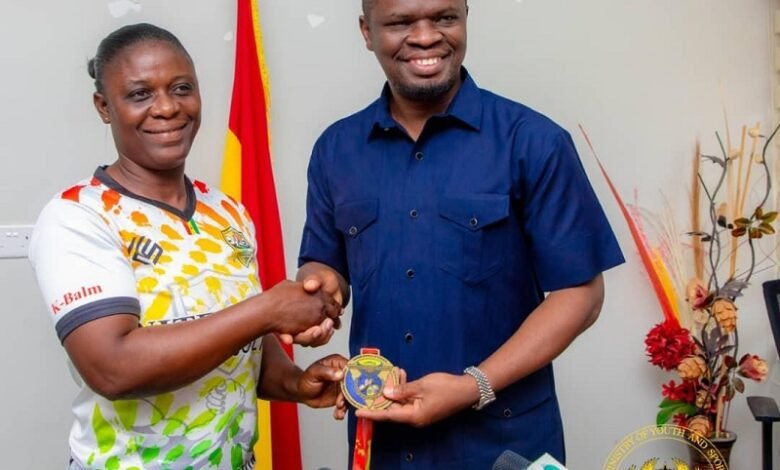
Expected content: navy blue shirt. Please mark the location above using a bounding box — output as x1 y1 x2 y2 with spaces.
299 70 624 468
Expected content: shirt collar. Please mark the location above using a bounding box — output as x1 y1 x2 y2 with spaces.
93 166 197 221
368 67 483 139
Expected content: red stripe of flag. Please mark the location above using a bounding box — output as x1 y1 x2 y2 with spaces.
229 0 302 468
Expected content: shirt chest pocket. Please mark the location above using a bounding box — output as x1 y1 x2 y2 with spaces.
335 199 379 288
437 194 510 284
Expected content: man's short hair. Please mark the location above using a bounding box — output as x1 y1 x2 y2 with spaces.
361 0 374 16
362 0 468 18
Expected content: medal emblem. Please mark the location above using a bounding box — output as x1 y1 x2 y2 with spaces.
341 352 398 410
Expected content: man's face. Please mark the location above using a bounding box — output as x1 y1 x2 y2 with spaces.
360 0 467 102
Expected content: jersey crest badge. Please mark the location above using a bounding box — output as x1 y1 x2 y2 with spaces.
221 226 255 267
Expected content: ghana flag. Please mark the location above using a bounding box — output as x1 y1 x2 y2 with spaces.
220 1 302 469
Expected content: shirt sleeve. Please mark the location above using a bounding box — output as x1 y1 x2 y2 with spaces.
298 137 350 282
520 129 624 292
29 199 140 343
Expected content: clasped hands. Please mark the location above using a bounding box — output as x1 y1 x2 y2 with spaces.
276 269 345 347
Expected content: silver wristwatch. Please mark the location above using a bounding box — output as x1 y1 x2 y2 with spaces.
463 366 496 410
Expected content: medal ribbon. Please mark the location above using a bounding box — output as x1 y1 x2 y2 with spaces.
352 347 380 470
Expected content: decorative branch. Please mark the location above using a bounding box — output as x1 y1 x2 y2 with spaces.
692 142 704 280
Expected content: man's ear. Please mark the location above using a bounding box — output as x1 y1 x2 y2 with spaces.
93 92 110 124
359 15 374 52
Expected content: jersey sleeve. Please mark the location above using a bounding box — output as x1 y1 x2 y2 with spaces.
29 198 140 343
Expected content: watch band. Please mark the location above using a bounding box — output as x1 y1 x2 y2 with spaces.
463 366 496 410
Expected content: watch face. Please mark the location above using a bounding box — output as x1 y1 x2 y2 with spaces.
474 394 497 411
341 353 399 410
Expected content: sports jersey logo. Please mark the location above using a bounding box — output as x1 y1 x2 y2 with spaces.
221 227 255 267
51 285 103 314
127 235 163 265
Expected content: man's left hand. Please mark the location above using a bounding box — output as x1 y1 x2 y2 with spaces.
354 372 479 427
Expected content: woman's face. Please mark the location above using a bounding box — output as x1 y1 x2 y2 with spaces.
94 40 201 172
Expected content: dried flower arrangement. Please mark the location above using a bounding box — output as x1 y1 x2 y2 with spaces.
581 121 780 439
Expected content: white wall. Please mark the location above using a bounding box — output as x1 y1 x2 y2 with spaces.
1 1 778 469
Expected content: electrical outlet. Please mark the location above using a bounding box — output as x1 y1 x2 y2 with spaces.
0 225 34 259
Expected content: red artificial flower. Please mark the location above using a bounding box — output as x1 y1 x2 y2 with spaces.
672 413 689 427
738 354 769 382
662 379 697 403
645 321 696 371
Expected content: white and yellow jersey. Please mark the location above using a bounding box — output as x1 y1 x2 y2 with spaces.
30 167 263 470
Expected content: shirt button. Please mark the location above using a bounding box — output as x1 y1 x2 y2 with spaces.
409 209 419 219
405 268 416 278
383 127 390 132
404 332 414 343
348 226 358 236
404 452 414 462
469 217 478 227
414 151 423 161
503 408 512 418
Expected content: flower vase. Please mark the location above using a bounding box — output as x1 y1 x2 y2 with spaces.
688 431 736 470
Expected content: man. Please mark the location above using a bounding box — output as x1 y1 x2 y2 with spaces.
297 0 624 467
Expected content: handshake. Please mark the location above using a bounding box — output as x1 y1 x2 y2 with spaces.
262 265 347 347
253 265 352 420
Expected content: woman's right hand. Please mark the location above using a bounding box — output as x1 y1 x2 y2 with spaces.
262 280 342 336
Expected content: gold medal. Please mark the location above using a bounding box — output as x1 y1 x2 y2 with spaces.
341 349 398 410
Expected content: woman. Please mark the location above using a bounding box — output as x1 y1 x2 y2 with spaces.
29 23 346 470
